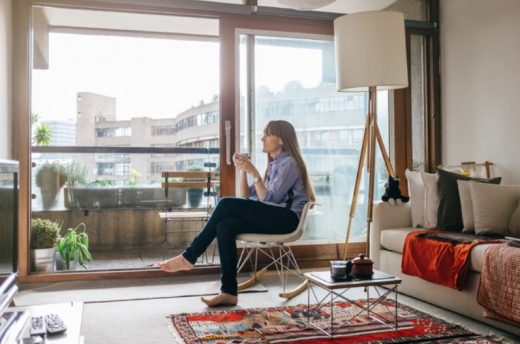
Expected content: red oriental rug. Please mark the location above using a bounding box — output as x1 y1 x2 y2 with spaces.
168 299 512 344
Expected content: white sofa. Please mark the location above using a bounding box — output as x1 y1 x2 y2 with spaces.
370 202 520 335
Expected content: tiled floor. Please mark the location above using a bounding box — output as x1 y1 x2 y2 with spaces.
74 271 520 344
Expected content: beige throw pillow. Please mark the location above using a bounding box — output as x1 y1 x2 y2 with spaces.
421 172 439 229
457 180 474 232
470 182 520 236
406 169 425 228
510 200 520 237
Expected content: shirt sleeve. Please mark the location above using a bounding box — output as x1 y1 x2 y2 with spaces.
248 183 257 200
262 157 300 203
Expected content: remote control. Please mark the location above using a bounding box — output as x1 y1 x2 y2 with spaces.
30 315 46 337
45 313 67 335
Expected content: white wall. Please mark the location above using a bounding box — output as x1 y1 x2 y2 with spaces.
440 0 520 184
0 0 12 159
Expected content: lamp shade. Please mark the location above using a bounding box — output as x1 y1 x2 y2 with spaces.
334 11 408 92
276 0 336 11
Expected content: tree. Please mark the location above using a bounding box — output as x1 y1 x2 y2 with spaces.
31 112 53 146
31 113 41 125
34 123 53 146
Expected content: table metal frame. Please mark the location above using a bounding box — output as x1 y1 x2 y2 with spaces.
304 271 401 338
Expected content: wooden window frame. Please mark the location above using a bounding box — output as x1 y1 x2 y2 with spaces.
14 0 439 282
394 0 441 195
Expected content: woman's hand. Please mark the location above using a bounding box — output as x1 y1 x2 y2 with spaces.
233 153 259 177
240 159 259 176
232 153 247 167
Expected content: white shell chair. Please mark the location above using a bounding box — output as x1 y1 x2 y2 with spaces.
236 202 316 298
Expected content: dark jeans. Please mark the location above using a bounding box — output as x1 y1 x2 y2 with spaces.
182 197 299 296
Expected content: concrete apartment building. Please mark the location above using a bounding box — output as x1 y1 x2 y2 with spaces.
72 87 370 186
76 92 219 185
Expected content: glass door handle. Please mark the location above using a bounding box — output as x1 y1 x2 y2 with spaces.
225 120 231 165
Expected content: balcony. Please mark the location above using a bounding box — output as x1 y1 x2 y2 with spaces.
30 145 372 273
31 146 221 271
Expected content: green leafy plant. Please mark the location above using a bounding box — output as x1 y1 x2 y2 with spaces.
56 223 92 269
34 123 53 146
31 113 41 125
88 179 113 187
30 218 61 249
65 161 88 186
128 168 141 186
63 161 89 209
31 112 53 146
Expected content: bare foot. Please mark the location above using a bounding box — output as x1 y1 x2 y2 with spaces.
201 293 238 307
157 255 193 273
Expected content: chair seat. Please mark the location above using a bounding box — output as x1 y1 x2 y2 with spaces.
236 202 316 299
237 231 301 243
159 211 209 220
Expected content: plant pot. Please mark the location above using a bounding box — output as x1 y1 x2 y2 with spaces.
40 185 61 210
37 166 67 210
30 247 56 272
188 188 203 208
55 255 79 270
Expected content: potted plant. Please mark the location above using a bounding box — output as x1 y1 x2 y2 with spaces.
56 223 92 270
187 166 204 208
30 218 61 272
36 162 67 210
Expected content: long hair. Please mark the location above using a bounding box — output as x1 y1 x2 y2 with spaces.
263 120 316 202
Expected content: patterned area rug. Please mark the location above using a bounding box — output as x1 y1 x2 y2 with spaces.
169 300 513 344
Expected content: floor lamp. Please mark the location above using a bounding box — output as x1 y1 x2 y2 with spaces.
333 11 409 260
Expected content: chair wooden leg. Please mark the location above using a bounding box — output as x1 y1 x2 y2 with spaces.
278 280 308 299
237 266 268 291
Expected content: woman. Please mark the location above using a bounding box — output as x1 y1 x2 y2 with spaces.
158 120 315 307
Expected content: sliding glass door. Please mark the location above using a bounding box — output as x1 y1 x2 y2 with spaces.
239 32 390 244
30 7 220 273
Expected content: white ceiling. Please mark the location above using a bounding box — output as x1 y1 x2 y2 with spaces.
43 7 220 37
42 0 398 38
257 0 398 13
199 0 397 13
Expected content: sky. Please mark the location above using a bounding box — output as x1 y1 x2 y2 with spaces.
32 32 322 122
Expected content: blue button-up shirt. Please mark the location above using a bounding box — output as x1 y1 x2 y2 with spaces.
248 151 309 219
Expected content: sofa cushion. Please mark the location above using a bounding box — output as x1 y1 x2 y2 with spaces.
510 200 520 237
380 228 418 254
380 228 501 273
406 169 425 228
421 172 439 229
458 180 475 233
470 182 520 236
470 243 503 273
437 169 502 232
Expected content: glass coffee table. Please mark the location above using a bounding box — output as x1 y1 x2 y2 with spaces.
304 270 402 338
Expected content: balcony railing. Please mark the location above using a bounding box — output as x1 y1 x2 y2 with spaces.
29 145 375 271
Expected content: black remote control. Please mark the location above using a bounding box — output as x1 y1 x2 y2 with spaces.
45 313 67 335
30 315 46 337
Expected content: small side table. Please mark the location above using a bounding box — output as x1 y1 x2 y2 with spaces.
304 270 401 338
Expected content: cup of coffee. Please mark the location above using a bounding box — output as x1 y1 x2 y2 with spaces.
237 152 250 160
234 152 250 166
330 260 347 280
330 260 353 280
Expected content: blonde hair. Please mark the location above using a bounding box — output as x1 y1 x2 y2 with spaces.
263 120 316 202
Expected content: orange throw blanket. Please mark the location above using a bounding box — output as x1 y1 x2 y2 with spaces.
477 244 520 326
401 230 499 290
